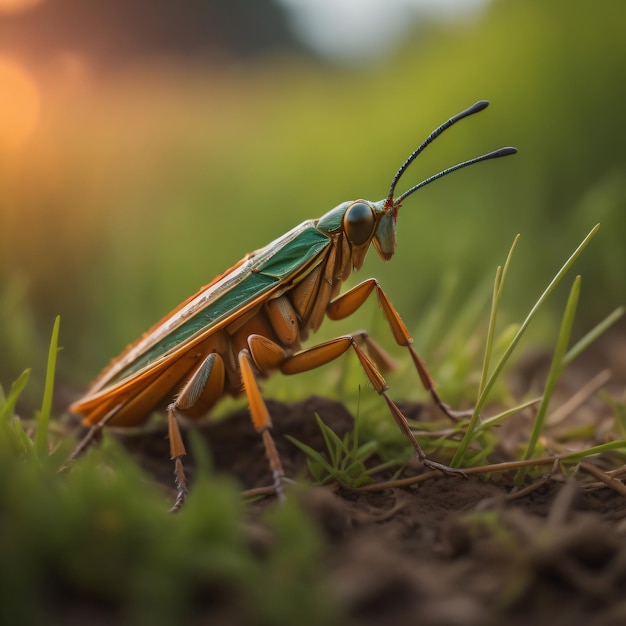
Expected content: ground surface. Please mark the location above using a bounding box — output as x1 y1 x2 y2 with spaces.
78 325 626 626
117 387 626 626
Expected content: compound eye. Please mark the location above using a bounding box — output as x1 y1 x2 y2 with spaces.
344 202 375 246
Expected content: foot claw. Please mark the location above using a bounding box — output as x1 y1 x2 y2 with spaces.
169 457 189 513
423 458 468 479
273 469 288 503
440 404 476 422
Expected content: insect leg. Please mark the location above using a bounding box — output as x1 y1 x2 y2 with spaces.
327 278 472 420
63 402 125 470
238 348 287 501
281 333 466 476
167 352 226 512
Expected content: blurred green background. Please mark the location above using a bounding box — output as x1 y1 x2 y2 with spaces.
0 0 624 406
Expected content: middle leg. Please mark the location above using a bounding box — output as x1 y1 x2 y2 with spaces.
280 333 466 475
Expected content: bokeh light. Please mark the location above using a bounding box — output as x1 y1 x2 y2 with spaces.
0 55 40 151
0 0 43 15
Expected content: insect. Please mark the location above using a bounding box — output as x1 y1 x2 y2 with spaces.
70 100 516 510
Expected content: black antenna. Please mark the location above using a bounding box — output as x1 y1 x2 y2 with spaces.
395 146 517 205
386 100 490 205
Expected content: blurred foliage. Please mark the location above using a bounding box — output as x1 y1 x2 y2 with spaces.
0 430 337 625
0 0 624 407
0 311 337 626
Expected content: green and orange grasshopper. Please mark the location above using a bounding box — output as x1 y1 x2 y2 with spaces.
70 101 516 509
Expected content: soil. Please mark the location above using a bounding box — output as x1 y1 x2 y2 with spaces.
115 394 626 626
100 328 626 626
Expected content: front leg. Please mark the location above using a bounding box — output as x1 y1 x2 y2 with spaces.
326 278 473 421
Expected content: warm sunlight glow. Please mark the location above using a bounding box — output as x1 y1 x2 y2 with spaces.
0 56 41 151
0 0 44 15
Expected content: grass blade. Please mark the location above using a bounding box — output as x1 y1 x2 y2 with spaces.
516 276 581 483
0 369 31 423
315 413 348 468
34 316 60 458
562 306 625 368
451 225 599 467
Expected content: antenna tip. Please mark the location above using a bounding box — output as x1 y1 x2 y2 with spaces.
473 100 490 112
451 100 490 124
497 146 518 157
